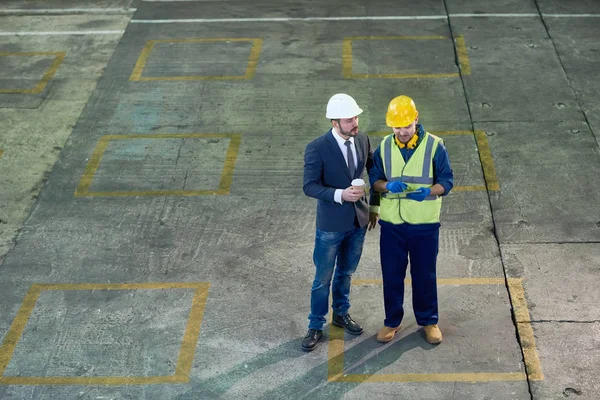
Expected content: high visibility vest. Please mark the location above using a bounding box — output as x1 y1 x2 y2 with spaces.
379 132 443 225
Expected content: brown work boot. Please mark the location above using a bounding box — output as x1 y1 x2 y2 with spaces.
423 324 442 344
377 325 401 343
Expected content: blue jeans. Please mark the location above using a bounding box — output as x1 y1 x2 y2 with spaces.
308 225 367 330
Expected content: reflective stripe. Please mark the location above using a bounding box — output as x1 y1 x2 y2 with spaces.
421 135 435 179
403 176 433 184
384 135 392 181
383 134 435 183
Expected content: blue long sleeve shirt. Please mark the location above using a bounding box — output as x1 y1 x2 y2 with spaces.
369 126 454 196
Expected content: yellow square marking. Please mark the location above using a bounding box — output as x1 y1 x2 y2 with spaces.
369 130 499 191
0 52 66 94
74 133 241 197
328 278 543 383
0 282 210 385
129 38 262 81
342 35 470 79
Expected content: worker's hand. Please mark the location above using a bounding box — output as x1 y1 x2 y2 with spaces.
342 186 363 203
385 181 408 193
406 187 431 202
368 212 379 231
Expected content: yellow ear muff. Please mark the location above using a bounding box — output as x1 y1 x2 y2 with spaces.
394 134 418 149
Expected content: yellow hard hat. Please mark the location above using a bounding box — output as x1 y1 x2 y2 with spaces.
386 95 418 128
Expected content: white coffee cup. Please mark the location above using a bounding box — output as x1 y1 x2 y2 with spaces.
351 178 365 192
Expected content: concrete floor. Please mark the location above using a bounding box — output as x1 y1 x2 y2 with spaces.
0 0 599 399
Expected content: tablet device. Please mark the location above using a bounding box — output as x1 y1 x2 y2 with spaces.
384 190 421 199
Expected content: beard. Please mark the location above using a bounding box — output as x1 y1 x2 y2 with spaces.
339 125 359 137
396 127 416 142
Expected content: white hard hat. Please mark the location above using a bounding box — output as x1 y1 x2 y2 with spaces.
325 93 363 119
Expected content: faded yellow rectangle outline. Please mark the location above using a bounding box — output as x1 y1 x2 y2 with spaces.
342 35 470 79
328 277 543 383
0 52 66 94
74 133 241 197
129 38 262 81
0 282 210 386
368 130 499 191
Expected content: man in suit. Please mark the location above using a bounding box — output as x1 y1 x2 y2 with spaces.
301 93 379 352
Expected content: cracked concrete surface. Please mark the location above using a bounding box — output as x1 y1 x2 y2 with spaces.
0 0 599 399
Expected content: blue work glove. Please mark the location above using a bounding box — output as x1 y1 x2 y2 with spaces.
385 181 408 193
406 187 431 202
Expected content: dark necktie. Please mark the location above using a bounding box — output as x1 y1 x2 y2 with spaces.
345 140 356 178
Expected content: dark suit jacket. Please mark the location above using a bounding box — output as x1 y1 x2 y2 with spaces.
303 129 379 232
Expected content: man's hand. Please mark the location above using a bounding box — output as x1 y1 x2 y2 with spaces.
406 187 431 202
341 186 363 203
368 212 379 231
385 181 408 193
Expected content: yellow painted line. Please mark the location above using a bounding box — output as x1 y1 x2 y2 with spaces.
219 134 241 193
36 282 206 291
75 134 240 197
80 189 231 197
507 278 544 381
0 51 63 56
343 36 469 79
352 278 506 286
327 277 537 383
342 38 353 78
30 52 66 94
137 75 249 81
104 133 232 140
454 35 471 75
437 131 487 189
438 277 505 285
432 130 473 135
0 285 42 377
151 38 256 44
327 326 346 382
0 375 188 386
245 39 262 79
130 38 262 81
0 51 65 94
336 372 526 383
129 40 155 81
175 285 210 378
352 73 459 79
474 130 500 191
0 282 209 385
348 35 449 40
351 279 385 286
74 135 111 196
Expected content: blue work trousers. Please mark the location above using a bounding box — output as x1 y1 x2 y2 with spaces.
308 225 367 330
380 220 440 328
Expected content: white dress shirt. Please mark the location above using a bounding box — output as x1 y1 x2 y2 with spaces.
331 127 357 204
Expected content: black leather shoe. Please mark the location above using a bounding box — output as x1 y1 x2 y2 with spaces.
332 313 363 335
301 329 323 352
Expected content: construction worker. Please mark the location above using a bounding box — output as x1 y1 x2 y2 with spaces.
369 95 454 345
301 93 379 352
